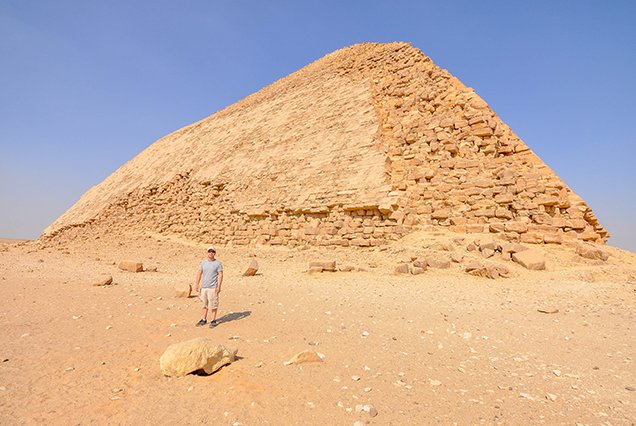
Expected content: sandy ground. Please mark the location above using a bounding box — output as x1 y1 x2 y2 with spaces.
1 233 635 425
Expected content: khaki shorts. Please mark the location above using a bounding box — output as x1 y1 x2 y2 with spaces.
199 288 219 309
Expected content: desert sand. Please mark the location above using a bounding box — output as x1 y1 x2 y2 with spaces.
1 232 634 425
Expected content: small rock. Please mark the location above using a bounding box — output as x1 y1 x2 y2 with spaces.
174 283 192 298
284 350 325 365
118 261 144 273
429 379 442 386
243 259 259 276
352 375 361 381
309 260 336 272
552 369 561 377
546 393 557 401
410 266 426 275
538 308 559 314
308 266 324 274
626 386 635 392
355 404 378 417
91 274 113 287
394 263 410 274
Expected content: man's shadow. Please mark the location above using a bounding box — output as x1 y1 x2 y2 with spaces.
216 310 251 325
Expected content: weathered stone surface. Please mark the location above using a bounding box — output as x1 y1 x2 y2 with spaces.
243 259 259 276
394 263 410 274
174 283 191 298
42 42 609 249
500 242 527 255
576 244 609 261
309 260 336 272
159 338 237 377
465 261 509 279
308 266 324 274
543 233 563 244
504 222 528 234
410 266 426 275
91 274 113 287
426 256 450 269
118 261 143 273
285 350 324 365
512 250 545 270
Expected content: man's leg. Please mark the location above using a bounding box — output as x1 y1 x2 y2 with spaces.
210 308 217 321
196 290 209 326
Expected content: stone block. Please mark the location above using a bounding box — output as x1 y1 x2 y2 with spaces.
431 209 451 220
394 263 410 274
410 266 426 275
520 233 543 244
504 222 528 233
512 250 545 270
91 274 113 287
309 260 336 272
425 256 450 269
175 283 192 298
543 233 562 244
119 261 143 272
465 261 509 279
576 244 609 261
243 259 259 276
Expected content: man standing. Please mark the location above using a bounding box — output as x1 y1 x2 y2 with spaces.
194 246 224 328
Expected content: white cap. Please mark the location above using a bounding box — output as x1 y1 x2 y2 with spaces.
207 246 216 253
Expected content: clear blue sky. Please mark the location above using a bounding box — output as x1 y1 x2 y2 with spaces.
1 1 634 252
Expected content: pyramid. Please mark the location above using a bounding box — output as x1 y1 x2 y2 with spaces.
43 42 608 247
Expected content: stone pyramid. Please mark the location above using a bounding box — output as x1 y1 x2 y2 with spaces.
43 42 608 247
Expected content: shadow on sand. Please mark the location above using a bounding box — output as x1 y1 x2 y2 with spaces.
217 310 251 325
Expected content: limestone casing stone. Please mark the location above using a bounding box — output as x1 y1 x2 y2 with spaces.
159 338 237 377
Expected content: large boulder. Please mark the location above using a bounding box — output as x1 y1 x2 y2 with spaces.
160 338 237 377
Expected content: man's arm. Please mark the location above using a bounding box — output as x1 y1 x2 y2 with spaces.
195 270 202 293
216 271 223 294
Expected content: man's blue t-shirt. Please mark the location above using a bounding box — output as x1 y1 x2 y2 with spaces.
200 259 223 289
